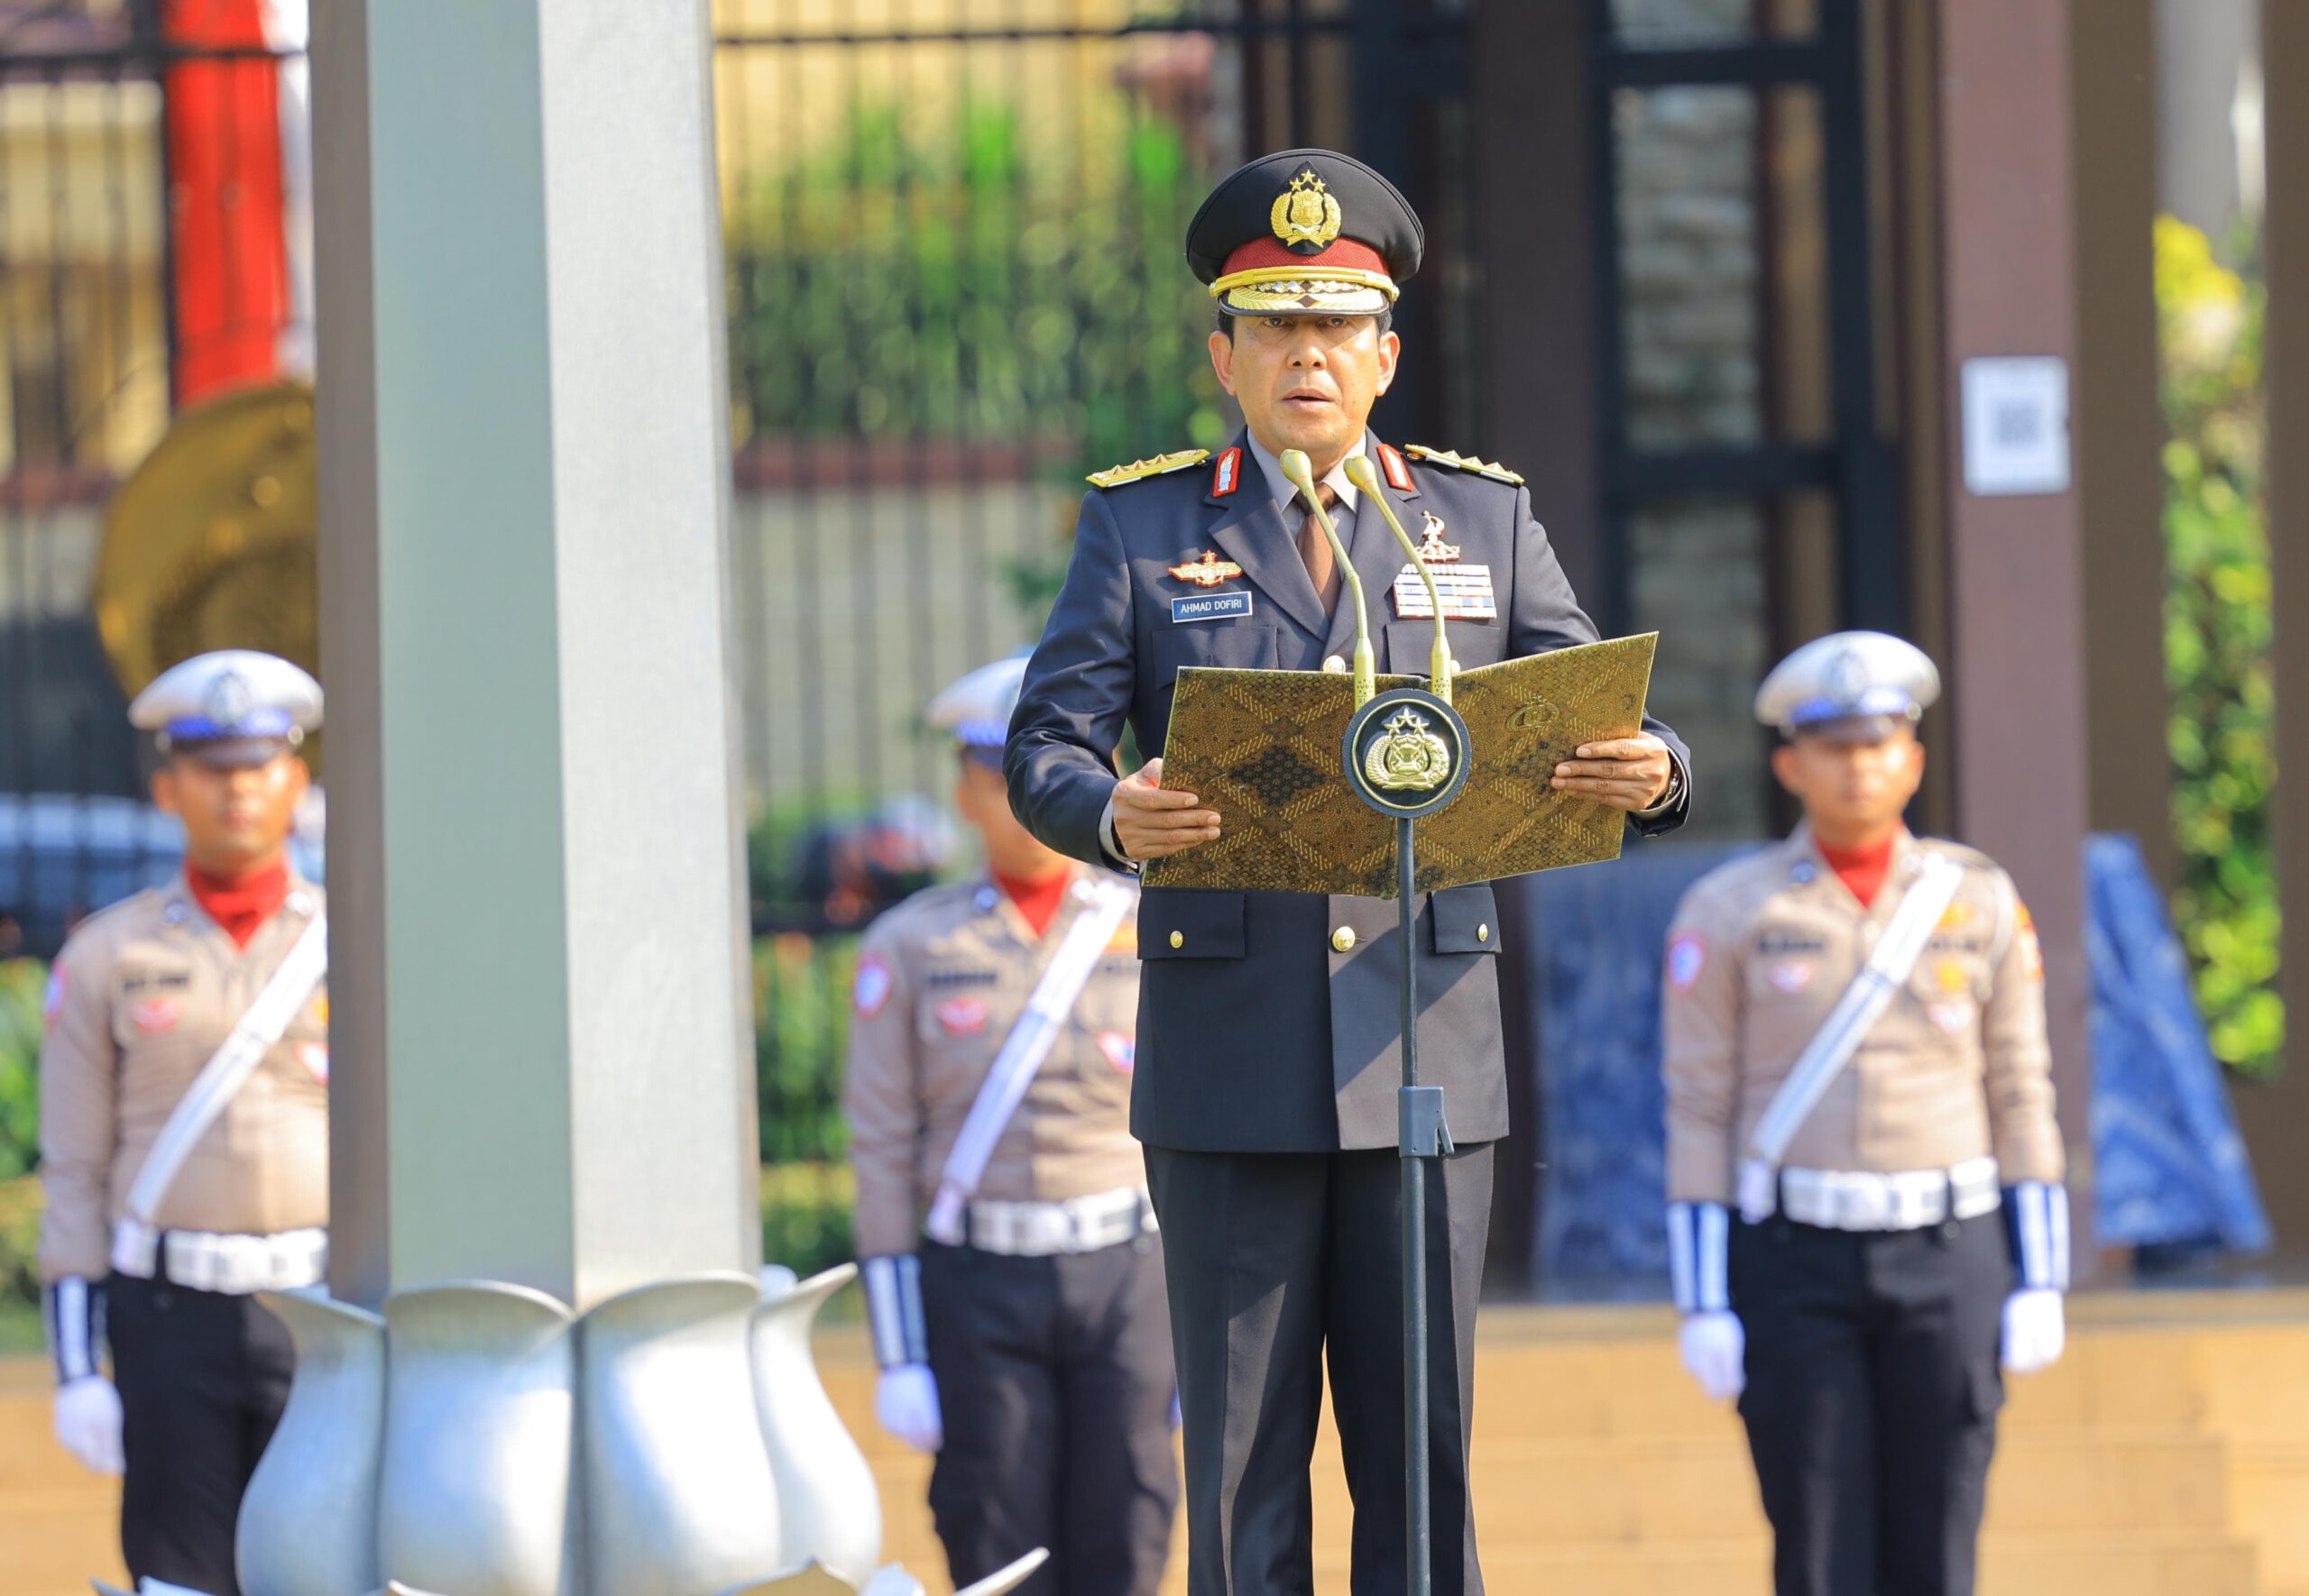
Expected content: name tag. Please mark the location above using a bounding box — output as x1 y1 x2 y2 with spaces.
1393 563 1497 620
1172 591 1255 624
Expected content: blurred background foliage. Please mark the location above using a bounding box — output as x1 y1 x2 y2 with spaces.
2157 215 2282 1078
724 100 1228 474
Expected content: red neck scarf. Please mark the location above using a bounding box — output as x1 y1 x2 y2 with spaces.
1817 831 1901 909
993 867 1072 940
186 859 290 950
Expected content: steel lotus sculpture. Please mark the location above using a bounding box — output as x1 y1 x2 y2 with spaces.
153 1263 1051 1596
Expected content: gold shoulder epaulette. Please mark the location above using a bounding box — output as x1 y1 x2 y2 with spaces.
1403 445 1524 487
1087 449 1210 489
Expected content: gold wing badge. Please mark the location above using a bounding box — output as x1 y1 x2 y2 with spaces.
1168 550 1245 589
1271 169 1343 250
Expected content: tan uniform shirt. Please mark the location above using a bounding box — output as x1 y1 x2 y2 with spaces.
1662 830 2063 1206
37 876 329 1281
843 869 1144 1259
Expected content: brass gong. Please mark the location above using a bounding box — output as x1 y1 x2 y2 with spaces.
95 379 319 767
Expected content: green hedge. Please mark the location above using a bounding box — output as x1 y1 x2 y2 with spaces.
0 960 42 1183
2157 216 2283 1078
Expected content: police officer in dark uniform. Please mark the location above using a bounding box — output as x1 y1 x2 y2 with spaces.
1006 149 1694 1595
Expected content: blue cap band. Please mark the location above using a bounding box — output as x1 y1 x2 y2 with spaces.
1787 686 1918 729
164 705 298 743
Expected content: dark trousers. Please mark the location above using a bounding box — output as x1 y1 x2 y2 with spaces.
107 1272 296 1596
1732 1212 2011 1596
921 1232 1179 1596
1145 1144 1493 1596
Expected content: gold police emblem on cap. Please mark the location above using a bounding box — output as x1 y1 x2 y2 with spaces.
1363 705 1453 793
1272 169 1343 250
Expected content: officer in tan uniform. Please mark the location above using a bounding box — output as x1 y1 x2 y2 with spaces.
844 655 1176 1596
40 650 327 1596
1660 631 2068 1596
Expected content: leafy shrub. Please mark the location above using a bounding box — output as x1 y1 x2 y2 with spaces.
2157 216 2282 1077
0 959 43 1182
724 102 1228 475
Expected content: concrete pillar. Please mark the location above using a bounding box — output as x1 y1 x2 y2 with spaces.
2242 0 2309 1250
1473 0 1600 1290
312 0 760 1311
2073 0 2176 890
1935 0 2098 1258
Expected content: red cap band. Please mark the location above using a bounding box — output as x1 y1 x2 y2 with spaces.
1217 234 1391 281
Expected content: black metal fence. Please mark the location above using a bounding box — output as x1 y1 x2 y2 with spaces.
716 1 1476 1268
0 0 311 955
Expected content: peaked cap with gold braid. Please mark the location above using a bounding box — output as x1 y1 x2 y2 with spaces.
1186 148 1424 316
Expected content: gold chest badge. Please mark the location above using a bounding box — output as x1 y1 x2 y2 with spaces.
1413 512 1460 564
1169 550 1246 589
1272 169 1343 250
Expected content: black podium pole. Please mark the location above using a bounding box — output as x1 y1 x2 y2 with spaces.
1397 812 1442 1596
1339 683 1468 1596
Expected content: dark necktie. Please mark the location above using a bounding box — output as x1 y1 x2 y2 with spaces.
1295 483 1343 611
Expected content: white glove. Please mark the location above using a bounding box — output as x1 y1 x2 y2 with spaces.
876 1363 943 1453
1678 1311 1744 1401
54 1375 124 1475
2001 1288 2065 1374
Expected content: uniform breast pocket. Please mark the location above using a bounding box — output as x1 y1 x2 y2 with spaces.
1137 890 1247 960
1429 884 1500 955
1144 621 1280 688
1909 948 1986 1038
1384 618 1504 676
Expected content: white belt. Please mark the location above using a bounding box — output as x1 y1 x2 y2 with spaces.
112 1218 328 1294
1747 1156 2001 1233
961 1187 1156 1257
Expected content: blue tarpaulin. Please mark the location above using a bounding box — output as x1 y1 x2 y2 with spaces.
1522 834 2270 1289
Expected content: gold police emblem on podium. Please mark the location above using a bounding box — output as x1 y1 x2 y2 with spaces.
1342 687 1471 821
1272 169 1344 250
1363 706 1453 793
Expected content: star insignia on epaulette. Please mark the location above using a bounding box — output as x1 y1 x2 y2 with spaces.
1403 445 1525 486
1087 449 1211 490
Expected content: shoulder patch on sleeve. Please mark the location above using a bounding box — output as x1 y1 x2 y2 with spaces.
42 966 67 1028
1087 448 1210 490
2013 899 2045 981
852 953 895 1018
1667 931 1708 994
1402 444 1525 487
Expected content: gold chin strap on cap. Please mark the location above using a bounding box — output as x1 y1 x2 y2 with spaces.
1344 454 1453 703
1280 449 1375 708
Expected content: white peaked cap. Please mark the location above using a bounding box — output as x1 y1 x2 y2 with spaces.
128 650 324 745
927 654 1031 750
1754 630 1940 733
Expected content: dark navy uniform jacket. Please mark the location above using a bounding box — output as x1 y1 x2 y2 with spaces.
1007 431 1692 1152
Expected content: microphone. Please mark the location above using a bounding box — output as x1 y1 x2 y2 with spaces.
1343 454 1453 703
1279 449 1375 708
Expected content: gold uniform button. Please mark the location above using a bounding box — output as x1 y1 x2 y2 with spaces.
1331 926 1357 953
1477 923 1490 943
1322 655 1348 674
1169 930 1184 949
